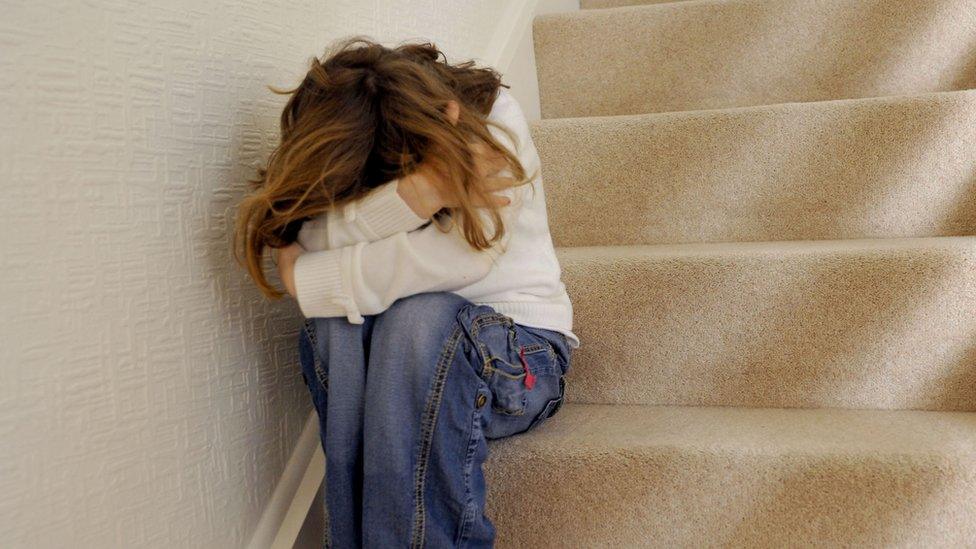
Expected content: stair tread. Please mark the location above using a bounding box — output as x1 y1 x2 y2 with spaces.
533 0 976 117
489 403 976 457
582 0 700 9
485 404 976 546
556 235 976 258
545 0 753 19
531 87 976 124
532 89 976 247
554 235 976 411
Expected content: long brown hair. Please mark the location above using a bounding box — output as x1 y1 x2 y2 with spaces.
234 36 528 299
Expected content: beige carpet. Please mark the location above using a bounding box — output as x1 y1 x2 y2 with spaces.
484 0 976 545
581 0 685 8
558 237 976 411
486 405 976 547
533 90 976 247
534 0 976 118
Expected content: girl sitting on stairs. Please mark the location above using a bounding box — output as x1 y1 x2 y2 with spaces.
234 36 580 548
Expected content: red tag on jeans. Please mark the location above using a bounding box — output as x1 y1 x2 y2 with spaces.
519 346 536 390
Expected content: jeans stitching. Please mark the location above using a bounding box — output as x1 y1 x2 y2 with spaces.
303 319 329 391
529 396 561 431
466 306 568 418
519 342 548 354
302 318 317 348
485 362 527 380
303 319 333 549
410 324 464 549
526 376 567 433
455 387 485 547
470 313 552 417
471 311 510 330
322 499 333 549
469 312 513 379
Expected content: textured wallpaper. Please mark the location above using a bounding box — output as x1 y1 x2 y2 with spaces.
0 0 511 547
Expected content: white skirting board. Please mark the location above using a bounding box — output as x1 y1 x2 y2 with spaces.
244 1 578 546
247 411 324 549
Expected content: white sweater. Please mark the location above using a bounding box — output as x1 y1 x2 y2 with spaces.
293 87 579 348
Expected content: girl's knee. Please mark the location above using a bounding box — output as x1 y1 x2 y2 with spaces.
386 292 470 320
373 292 472 339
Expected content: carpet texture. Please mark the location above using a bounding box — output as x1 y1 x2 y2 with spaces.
532 90 976 247
479 0 976 545
581 0 684 8
486 404 976 547
557 237 976 410
534 0 976 118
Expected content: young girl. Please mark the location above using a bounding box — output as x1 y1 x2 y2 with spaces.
235 37 579 548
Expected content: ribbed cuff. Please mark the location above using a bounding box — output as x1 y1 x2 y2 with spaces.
354 180 429 239
293 248 362 322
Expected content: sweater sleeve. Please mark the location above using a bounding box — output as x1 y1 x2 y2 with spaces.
292 199 518 321
297 179 430 251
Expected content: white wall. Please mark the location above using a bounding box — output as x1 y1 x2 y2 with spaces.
0 1 517 547
507 0 582 120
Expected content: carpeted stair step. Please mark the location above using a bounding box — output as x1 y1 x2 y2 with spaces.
580 0 689 10
581 0 686 8
556 236 976 410
485 403 976 547
532 90 976 247
534 0 976 117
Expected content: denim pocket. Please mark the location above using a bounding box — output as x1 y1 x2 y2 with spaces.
528 375 566 431
457 305 562 417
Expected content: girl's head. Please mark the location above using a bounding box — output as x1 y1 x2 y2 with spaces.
235 36 527 298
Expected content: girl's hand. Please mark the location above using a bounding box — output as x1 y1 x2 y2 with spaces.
274 242 304 298
397 142 520 218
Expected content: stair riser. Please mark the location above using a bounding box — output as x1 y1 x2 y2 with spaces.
487 447 976 547
534 91 976 247
558 239 976 411
534 0 976 117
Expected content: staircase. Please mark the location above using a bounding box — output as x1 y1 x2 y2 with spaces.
482 0 976 546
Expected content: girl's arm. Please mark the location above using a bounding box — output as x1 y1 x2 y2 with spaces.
286 87 536 321
296 175 437 251
299 143 511 251
298 179 430 250
291 190 521 322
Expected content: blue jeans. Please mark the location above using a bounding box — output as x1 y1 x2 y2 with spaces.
297 292 572 548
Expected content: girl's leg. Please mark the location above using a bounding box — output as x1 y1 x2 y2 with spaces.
359 292 571 548
298 315 377 548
